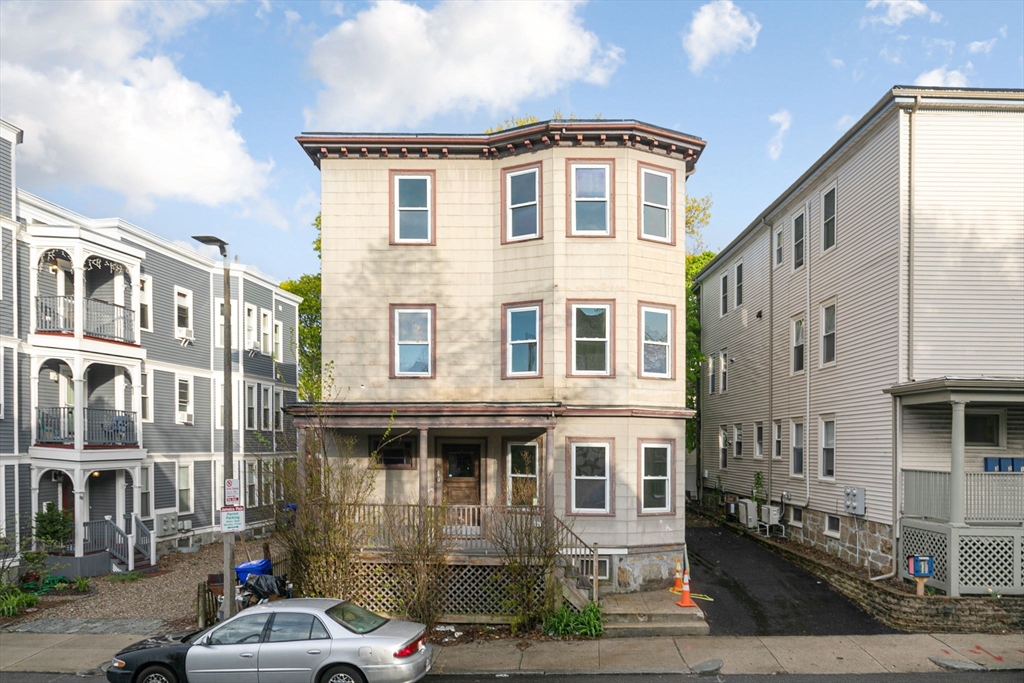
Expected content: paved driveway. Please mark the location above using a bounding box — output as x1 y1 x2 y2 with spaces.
686 525 899 637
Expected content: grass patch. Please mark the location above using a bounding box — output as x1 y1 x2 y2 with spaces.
543 602 603 637
107 571 144 584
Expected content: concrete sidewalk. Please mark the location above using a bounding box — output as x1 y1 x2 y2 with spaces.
1 630 1021 676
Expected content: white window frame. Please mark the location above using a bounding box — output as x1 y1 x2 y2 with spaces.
719 426 729 469
244 304 257 351
792 318 805 374
261 385 271 431
394 174 433 243
140 370 152 423
720 273 728 316
640 442 672 513
789 506 803 527
394 307 433 377
175 375 193 425
719 350 728 392
791 420 804 477
215 297 237 349
820 416 836 479
773 421 783 460
640 305 672 378
273 321 283 362
139 465 152 520
139 275 153 333
506 442 539 506
754 422 764 459
274 389 284 432
261 308 273 355
821 301 836 366
965 409 1007 448
506 167 540 241
708 354 717 394
177 463 193 514
793 213 805 269
734 262 744 307
774 229 784 268
174 287 193 340
246 461 259 507
734 424 743 458
822 184 837 252
506 304 540 377
640 167 672 242
825 514 841 538
570 442 610 513
217 381 225 430
245 383 256 430
570 163 611 236
0 344 4 419
570 302 611 376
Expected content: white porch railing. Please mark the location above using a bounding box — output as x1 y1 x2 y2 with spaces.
903 470 1024 523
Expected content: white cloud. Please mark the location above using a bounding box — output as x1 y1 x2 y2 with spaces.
829 56 845 68
682 0 761 74
0 1 274 214
914 65 970 87
925 38 956 56
863 0 941 28
999 26 1007 38
304 0 623 130
967 38 997 54
767 109 791 161
284 9 301 27
256 0 272 20
880 46 903 64
834 114 858 132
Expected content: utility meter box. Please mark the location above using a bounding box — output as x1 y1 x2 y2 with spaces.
761 505 780 525
844 486 866 515
155 511 179 537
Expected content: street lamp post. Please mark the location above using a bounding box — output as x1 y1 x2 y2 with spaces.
193 235 235 620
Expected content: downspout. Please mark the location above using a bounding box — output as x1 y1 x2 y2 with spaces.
694 283 703 503
764 218 774 504
804 201 811 505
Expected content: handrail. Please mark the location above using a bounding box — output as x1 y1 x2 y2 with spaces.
134 514 155 565
106 519 130 566
82 520 108 554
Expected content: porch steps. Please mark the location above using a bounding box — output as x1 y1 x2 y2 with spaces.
600 591 709 638
111 550 158 574
554 565 592 612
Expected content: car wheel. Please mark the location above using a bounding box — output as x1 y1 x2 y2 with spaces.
137 664 178 683
320 663 365 683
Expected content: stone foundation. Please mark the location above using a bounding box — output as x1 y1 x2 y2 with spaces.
613 548 684 593
786 509 894 573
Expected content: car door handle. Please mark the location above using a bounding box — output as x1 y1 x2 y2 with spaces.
240 653 255 658
307 650 321 655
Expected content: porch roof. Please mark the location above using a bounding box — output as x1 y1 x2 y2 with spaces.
884 376 1024 405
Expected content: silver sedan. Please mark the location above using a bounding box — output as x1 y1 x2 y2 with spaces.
107 598 432 683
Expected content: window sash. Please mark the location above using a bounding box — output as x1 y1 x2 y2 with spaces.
141 372 150 422
720 274 728 315
641 307 671 377
177 379 190 413
822 304 836 364
273 322 283 361
774 230 783 266
822 419 835 477
395 175 432 242
507 306 539 376
793 214 805 268
734 425 743 458
274 390 283 431
755 424 764 458
641 444 671 512
720 352 728 392
774 422 782 459
395 308 432 376
572 304 610 374
641 169 671 240
735 263 743 306
140 467 151 518
178 465 192 513
965 413 1000 446
792 423 804 475
571 444 609 512
507 169 539 240
245 306 256 348
793 320 805 372
719 427 728 469
823 188 836 250
246 462 259 507
709 355 716 393
246 384 256 430
571 165 610 234
139 277 152 331
261 386 271 430
261 310 272 354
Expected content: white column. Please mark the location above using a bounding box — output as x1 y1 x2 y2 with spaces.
950 401 967 526
73 358 85 451
133 362 144 448
74 470 86 557
132 464 142 523
73 264 85 340
545 425 555 512
418 427 429 505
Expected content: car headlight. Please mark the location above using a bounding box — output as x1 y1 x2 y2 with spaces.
111 658 126 668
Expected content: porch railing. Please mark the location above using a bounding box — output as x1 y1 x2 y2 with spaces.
106 520 131 568
36 407 137 446
82 520 108 554
134 514 155 566
36 295 74 333
903 470 1024 523
84 298 135 344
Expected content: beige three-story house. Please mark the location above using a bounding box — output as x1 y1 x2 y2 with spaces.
296 120 705 591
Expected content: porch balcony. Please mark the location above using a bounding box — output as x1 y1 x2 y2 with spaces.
36 295 136 345
903 470 1024 525
36 407 138 447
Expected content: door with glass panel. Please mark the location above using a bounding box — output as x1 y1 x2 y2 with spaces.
442 443 481 505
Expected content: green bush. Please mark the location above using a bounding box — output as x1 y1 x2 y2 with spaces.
75 576 91 593
0 591 39 618
543 602 603 637
34 503 73 547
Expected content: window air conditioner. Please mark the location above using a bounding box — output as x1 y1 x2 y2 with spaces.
178 411 194 424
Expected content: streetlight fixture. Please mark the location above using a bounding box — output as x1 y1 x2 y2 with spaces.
193 235 235 619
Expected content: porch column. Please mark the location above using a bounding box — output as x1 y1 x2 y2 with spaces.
73 263 85 341
73 366 85 452
133 362 144 448
74 470 86 557
949 400 967 526
418 427 429 505
132 464 142 523
545 426 555 512
295 426 306 489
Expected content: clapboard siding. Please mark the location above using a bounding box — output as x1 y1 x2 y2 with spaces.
17 242 29 340
212 275 240 374
88 470 117 522
87 365 115 409
127 240 211 369
4 464 14 535
0 138 11 219
912 109 1024 378
18 353 30 448
1 227 13 335
180 460 212 528
903 404 1024 472
18 463 30 537
154 461 176 510
38 476 58 509
1 348 13 452
144 370 212 453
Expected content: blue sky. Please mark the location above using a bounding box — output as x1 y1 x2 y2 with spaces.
1 0 1021 281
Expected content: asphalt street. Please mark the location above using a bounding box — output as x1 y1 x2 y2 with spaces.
2 672 1023 683
685 526 898 637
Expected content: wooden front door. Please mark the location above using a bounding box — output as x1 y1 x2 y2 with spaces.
442 443 480 505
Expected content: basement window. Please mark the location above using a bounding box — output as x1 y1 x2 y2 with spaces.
825 514 841 538
578 557 610 581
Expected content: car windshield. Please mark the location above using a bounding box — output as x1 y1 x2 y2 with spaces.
182 625 215 643
325 602 388 634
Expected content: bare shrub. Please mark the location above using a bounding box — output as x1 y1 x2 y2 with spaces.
381 503 452 629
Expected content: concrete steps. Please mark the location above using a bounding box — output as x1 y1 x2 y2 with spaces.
600 590 709 638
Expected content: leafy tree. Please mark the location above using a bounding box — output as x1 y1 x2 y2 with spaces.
685 193 712 253
686 250 716 452
281 214 322 401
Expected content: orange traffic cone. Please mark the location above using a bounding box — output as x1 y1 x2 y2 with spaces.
670 559 683 593
676 570 697 608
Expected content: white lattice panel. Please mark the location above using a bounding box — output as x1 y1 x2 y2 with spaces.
958 535 1015 589
901 525 948 583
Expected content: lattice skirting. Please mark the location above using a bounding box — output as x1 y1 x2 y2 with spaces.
351 562 545 616
900 519 1023 596
901 525 950 584
958 534 1015 589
